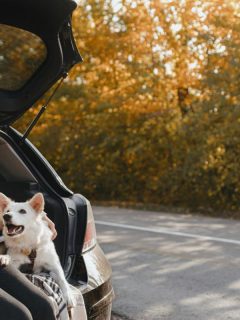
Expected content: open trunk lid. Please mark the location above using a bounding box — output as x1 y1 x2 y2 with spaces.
0 0 82 125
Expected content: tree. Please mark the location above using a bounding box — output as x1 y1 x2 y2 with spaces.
14 0 240 214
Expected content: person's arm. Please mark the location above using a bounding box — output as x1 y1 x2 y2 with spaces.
42 215 57 240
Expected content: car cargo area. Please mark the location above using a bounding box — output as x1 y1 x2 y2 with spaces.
0 134 75 272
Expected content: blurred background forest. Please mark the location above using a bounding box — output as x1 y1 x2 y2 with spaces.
16 0 240 215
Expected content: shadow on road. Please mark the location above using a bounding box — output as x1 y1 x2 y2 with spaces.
96 208 240 320
111 312 130 320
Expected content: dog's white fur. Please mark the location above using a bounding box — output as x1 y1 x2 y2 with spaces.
0 192 74 307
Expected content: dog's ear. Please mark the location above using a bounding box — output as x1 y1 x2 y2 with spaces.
0 193 10 214
28 193 45 214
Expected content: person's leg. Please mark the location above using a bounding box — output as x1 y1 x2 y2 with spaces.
0 266 56 320
0 288 33 320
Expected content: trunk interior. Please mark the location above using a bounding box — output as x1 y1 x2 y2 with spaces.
0 135 71 271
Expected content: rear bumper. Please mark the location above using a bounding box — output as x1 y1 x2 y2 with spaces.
84 281 114 319
74 244 114 319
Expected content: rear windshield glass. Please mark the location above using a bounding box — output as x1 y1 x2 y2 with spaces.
0 24 47 91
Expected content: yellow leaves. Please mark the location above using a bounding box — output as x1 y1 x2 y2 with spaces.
216 146 225 156
10 0 240 213
166 121 179 134
203 143 226 170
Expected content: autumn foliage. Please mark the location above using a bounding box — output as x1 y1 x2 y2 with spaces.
15 0 240 214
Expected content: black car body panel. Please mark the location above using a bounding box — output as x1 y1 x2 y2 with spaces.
5 127 74 197
0 0 82 125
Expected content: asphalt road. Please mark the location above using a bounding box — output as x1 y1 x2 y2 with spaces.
93 206 240 320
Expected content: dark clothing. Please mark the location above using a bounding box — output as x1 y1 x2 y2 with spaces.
0 265 56 320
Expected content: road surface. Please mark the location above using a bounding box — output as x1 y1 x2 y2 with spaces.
94 206 240 320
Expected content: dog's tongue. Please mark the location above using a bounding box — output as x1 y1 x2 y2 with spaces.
7 225 18 234
6 224 24 236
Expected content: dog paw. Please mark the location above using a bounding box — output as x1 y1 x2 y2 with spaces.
0 254 10 267
64 290 75 308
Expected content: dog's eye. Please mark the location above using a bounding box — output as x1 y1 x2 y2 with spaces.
19 209 27 214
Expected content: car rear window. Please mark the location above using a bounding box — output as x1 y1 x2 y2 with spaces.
0 24 47 91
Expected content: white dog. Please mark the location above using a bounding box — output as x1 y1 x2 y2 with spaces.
0 192 74 307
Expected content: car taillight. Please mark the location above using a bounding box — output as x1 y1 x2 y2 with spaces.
82 201 97 252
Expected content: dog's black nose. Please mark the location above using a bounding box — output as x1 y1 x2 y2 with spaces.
3 214 12 222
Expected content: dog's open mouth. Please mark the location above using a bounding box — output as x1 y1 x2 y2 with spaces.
6 224 24 237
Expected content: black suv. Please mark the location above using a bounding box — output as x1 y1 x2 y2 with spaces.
0 0 114 319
